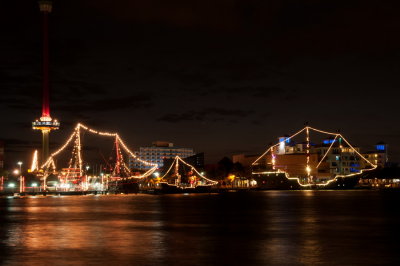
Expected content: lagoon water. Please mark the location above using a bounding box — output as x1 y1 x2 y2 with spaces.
0 191 399 265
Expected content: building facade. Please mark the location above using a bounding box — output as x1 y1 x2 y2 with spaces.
362 143 388 168
129 141 194 170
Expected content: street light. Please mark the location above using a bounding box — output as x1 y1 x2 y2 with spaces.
17 161 23 193
8 182 15 193
85 165 90 191
32 182 38 193
100 173 104 191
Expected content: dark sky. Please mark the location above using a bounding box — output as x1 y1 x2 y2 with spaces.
1 0 400 167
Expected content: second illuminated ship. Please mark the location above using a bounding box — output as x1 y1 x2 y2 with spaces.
251 126 379 189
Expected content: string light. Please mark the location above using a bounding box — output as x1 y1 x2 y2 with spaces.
41 129 76 168
252 147 271 166
175 156 181 185
41 123 157 169
316 134 339 169
271 153 276 170
160 156 177 179
160 156 217 185
40 122 159 185
76 127 83 176
40 122 376 188
112 135 133 178
306 127 311 181
308 126 339 136
51 158 56 170
339 134 377 167
253 166 376 188
117 135 158 167
30 150 38 172
176 156 218 184
270 127 307 149
128 166 157 179
252 125 378 187
253 127 307 165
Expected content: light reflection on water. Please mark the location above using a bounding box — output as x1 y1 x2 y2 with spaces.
0 191 399 265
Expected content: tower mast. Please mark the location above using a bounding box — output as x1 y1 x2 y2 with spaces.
32 0 59 165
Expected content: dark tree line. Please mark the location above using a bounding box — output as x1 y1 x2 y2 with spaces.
206 157 250 180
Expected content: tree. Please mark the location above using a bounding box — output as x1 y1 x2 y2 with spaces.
217 157 233 179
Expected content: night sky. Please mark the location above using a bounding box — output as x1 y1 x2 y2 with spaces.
1 0 400 167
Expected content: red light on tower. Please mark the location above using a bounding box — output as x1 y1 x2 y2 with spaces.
32 0 59 164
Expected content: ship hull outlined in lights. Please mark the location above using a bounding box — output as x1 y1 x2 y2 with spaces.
251 126 377 190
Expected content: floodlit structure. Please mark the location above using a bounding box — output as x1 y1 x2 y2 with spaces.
32 0 59 164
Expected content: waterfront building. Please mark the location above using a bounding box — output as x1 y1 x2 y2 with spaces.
362 142 388 168
129 141 194 170
313 144 361 178
238 136 369 181
268 137 362 180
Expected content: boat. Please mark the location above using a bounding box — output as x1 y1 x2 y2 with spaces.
139 156 217 194
251 126 377 190
252 171 362 190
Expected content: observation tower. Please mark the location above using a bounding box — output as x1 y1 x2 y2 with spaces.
32 0 59 164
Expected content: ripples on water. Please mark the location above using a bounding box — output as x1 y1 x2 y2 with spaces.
0 191 399 265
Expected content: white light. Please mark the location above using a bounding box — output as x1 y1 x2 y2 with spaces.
17 161 23 166
279 141 285 154
60 183 71 189
306 166 311 172
31 150 38 171
32 183 38 187
8 183 15 188
13 169 19 175
154 172 160 177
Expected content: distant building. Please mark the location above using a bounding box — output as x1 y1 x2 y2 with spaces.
313 145 362 179
129 141 195 170
162 152 205 173
363 142 388 168
0 141 3 169
184 152 205 170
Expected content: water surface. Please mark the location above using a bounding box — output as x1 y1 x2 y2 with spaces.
0 191 399 265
